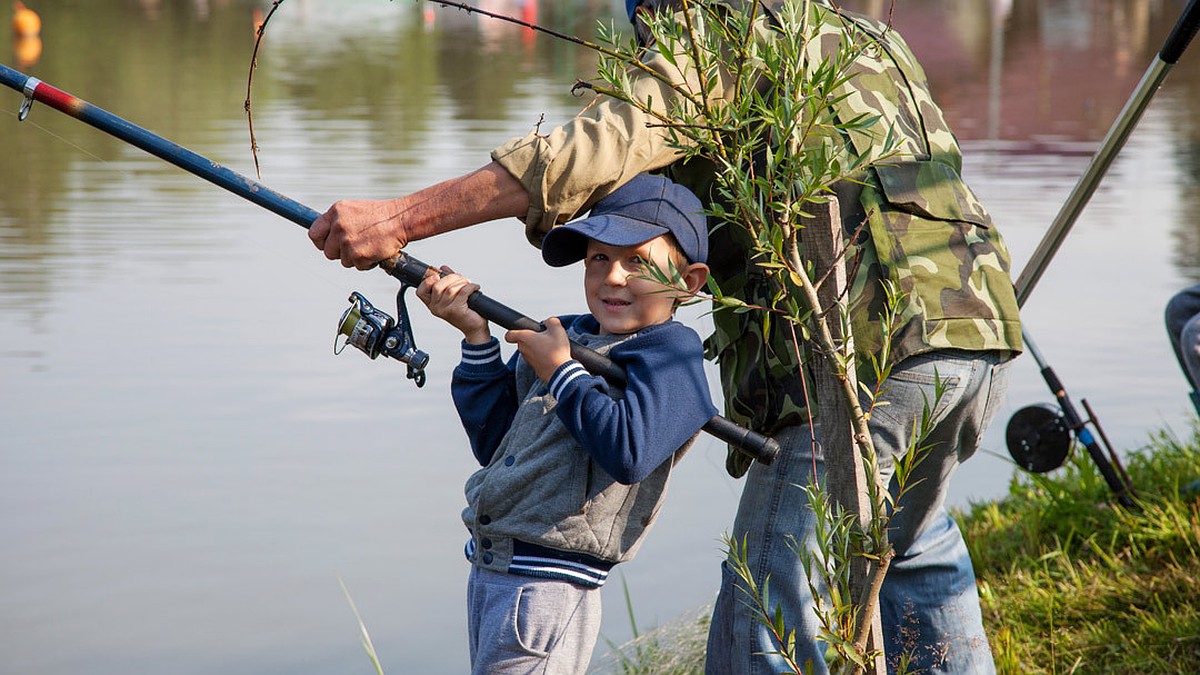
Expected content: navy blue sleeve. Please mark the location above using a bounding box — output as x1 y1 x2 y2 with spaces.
450 338 519 466
549 322 719 484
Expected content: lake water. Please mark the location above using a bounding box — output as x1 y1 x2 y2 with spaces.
2 1 1198 673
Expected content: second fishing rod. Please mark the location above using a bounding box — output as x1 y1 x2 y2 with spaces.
1002 0 1200 508
0 61 779 466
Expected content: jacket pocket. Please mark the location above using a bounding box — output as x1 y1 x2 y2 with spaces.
872 161 989 227
861 160 1004 324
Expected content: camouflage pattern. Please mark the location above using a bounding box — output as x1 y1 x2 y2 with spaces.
674 2 1023 477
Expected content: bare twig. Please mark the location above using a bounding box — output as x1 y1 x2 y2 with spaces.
422 0 695 103
424 0 597 50
245 0 286 179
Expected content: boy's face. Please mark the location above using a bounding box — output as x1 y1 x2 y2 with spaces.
583 235 690 336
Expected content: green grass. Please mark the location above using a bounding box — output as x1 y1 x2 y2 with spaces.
963 426 1200 674
592 425 1200 674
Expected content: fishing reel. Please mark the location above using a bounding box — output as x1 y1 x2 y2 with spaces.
335 287 429 387
1005 403 1072 473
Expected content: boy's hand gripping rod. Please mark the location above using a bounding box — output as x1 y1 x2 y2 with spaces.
0 62 779 466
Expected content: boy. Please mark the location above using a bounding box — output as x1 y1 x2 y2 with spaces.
415 173 717 674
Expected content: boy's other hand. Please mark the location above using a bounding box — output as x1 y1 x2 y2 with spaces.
416 266 491 344
506 317 572 382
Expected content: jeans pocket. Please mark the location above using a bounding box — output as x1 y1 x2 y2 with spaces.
867 357 965 430
969 358 1012 450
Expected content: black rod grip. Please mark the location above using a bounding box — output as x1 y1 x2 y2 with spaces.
1161 0 1200 64
703 416 781 465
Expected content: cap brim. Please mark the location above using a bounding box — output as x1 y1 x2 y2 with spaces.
541 214 669 267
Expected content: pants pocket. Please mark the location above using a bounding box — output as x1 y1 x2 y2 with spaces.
512 584 564 656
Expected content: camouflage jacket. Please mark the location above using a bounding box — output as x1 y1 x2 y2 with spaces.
491 0 1023 477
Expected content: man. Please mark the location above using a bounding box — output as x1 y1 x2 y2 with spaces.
309 1 1021 672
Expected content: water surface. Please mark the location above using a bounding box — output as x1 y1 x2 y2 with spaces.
2 1 1198 673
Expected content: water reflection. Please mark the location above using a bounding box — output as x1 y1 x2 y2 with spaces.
842 0 1190 145
2 2 1199 674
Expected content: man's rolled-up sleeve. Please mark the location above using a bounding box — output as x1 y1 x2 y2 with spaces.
491 41 717 246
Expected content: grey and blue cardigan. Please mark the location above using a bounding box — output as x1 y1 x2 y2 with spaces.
451 314 718 588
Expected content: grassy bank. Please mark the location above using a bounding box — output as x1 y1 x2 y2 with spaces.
591 425 1200 674
964 426 1200 673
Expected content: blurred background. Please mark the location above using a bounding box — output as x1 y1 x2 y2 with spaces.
2 1 1198 673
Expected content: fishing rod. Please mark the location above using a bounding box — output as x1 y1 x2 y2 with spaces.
1003 0 1200 506
1016 0 1200 302
0 61 779 467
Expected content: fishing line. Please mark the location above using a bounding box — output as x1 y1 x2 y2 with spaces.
0 104 129 174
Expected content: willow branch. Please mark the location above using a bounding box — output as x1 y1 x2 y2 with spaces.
786 208 890 674
846 544 893 670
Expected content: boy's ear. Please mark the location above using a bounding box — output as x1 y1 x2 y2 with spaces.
679 262 710 295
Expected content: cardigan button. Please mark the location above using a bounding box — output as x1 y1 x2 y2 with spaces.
482 551 494 565
479 515 492 525
504 456 515 467
481 538 493 549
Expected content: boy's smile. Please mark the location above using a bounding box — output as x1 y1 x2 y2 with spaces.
583 237 684 336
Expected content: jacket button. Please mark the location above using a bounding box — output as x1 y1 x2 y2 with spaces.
481 538 493 549
504 456 515 467
482 551 494 565
479 515 492 525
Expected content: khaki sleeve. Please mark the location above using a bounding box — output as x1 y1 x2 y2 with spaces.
491 41 717 248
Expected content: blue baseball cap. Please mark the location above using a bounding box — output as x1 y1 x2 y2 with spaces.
541 173 708 266
626 0 640 21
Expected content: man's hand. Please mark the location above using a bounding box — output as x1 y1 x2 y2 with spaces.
415 267 491 344
506 317 572 383
309 198 409 270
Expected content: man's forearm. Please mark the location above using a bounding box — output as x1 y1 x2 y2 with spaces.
404 161 530 242
310 161 531 269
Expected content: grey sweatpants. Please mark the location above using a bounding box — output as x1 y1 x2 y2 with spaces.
466 565 602 675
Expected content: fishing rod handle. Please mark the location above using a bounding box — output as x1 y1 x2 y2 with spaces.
1162 0 1200 64
704 416 780 465
383 252 541 329
384 252 779 465
385 253 638 383
473 291 780 463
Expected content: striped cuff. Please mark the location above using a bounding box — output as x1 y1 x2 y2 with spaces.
460 338 501 368
548 360 589 400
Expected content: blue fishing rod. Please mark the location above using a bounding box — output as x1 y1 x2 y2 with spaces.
1006 0 1200 507
0 61 780 466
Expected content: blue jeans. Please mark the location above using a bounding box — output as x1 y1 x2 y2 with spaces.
706 349 1012 674
1165 284 1200 413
